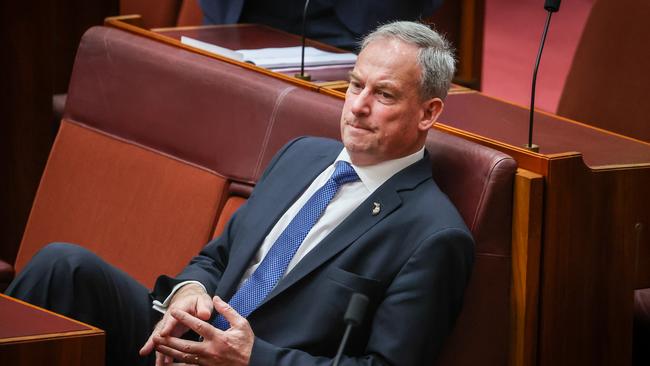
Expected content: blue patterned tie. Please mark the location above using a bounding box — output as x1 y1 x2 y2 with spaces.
213 161 359 330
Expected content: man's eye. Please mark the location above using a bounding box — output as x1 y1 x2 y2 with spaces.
377 91 394 100
348 81 362 92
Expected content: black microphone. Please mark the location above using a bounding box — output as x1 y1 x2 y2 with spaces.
332 293 369 366
544 0 561 12
526 0 562 152
294 0 312 81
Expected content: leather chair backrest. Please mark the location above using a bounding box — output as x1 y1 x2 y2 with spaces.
427 129 516 365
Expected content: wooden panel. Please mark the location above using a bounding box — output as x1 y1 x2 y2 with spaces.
0 294 105 366
0 335 104 366
0 0 118 275
0 0 55 271
427 0 485 89
536 158 648 366
510 169 544 366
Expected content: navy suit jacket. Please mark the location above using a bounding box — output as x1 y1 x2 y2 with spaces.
198 0 444 50
152 137 473 365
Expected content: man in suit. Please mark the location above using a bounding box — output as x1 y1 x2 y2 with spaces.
199 0 444 50
7 21 473 365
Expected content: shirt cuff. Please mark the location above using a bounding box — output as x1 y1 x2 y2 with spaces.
152 280 207 314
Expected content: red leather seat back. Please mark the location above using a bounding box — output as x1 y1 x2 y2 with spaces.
427 130 516 366
16 121 227 288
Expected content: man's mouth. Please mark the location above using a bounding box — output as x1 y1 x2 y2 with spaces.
346 119 373 132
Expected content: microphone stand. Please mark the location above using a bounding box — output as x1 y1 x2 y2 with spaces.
332 293 368 366
295 0 312 81
332 324 354 366
526 1 561 152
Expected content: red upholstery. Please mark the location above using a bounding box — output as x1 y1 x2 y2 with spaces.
11 26 516 365
15 121 227 288
212 196 246 239
427 130 516 365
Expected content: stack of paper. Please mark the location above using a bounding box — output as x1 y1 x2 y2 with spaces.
181 36 357 70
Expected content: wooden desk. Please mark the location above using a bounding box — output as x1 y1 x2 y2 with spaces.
104 17 471 96
154 23 354 83
0 294 105 366
99 18 650 366
438 90 650 366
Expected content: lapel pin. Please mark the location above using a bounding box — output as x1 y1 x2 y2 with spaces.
372 202 381 216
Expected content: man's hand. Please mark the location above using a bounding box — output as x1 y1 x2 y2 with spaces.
139 284 214 365
152 296 254 366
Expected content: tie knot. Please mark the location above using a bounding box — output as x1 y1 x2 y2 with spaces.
331 161 359 186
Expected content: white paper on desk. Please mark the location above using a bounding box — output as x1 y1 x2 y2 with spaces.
180 36 245 62
237 46 357 69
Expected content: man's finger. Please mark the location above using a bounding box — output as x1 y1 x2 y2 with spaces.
155 343 204 365
170 308 215 340
158 315 178 337
213 296 246 329
153 333 202 355
154 349 171 366
195 293 214 321
140 334 155 356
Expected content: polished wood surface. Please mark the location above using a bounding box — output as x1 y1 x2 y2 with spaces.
0 294 105 366
154 23 345 53
510 169 544 366
440 91 650 167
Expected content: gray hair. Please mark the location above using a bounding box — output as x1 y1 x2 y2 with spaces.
360 21 456 100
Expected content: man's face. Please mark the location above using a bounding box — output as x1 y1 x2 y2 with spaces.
340 37 443 166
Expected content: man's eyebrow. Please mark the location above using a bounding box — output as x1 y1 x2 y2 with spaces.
348 71 361 81
374 81 399 92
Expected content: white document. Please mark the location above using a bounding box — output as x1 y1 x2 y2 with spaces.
180 36 356 70
237 46 357 69
181 36 245 62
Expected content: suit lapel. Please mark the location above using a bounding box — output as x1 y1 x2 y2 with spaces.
260 153 433 306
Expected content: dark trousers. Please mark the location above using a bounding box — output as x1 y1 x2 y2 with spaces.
5 243 161 366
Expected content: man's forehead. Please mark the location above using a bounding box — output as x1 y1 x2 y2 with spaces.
353 39 421 87
362 37 420 55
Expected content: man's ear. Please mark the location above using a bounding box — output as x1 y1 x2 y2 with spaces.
418 98 444 131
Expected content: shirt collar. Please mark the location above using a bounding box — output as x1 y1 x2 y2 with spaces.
335 147 425 193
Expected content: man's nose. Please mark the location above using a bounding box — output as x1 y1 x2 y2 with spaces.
350 89 371 116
